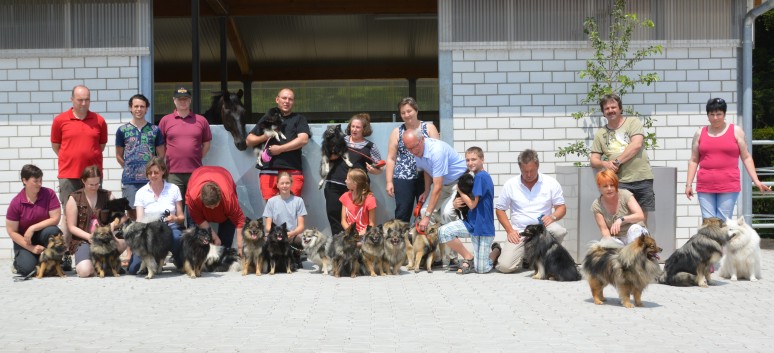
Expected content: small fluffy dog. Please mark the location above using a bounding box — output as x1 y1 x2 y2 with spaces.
204 245 242 272
410 218 441 273
582 234 662 308
719 217 762 281
453 172 475 221
361 225 385 276
382 219 409 275
522 224 581 281
265 223 293 275
123 219 174 279
328 224 361 278
90 225 122 278
176 227 212 278
241 217 266 276
318 124 352 189
35 232 67 279
255 107 286 168
301 228 332 275
659 217 730 287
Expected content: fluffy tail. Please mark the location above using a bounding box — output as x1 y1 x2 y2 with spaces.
658 272 696 286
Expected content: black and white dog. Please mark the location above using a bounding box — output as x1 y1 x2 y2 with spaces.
318 124 352 189
255 107 287 168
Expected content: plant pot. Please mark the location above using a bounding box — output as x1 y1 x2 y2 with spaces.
555 166 676 263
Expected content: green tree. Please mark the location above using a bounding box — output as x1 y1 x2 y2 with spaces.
556 0 662 165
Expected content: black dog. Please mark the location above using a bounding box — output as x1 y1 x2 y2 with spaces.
122 219 173 279
318 124 352 189
98 197 132 236
264 223 293 275
522 223 581 281
255 107 287 168
176 227 212 278
454 172 475 220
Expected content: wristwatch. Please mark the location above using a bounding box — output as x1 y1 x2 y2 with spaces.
550 215 557 221
613 159 621 167
424 211 432 218
618 216 625 223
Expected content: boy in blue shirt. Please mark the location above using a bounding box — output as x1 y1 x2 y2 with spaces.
438 146 495 274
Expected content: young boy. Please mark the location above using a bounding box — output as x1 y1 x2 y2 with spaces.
438 146 495 274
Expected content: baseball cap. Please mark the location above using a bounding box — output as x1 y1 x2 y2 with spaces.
173 86 192 98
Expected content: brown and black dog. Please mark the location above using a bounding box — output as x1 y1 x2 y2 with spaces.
582 234 662 308
90 225 122 278
35 232 67 279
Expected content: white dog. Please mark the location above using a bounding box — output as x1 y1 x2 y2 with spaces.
719 217 762 281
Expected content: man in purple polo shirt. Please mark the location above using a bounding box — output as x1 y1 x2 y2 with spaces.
158 86 212 226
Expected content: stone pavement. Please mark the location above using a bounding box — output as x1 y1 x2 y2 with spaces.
1 250 773 353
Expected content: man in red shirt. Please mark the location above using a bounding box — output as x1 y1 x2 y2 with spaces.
186 166 245 254
50 85 108 206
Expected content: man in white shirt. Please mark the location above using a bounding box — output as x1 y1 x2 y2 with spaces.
491 149 568 273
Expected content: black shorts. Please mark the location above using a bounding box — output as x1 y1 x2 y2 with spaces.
619 179 655 212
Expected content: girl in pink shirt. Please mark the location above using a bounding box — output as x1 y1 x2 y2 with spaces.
339 168 377 235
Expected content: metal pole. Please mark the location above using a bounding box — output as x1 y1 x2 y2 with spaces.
741 1 774 224
192 0 201 114
220 16 228 93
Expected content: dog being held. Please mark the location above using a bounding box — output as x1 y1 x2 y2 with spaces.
265 223 294 275
328 224 362 278
35 232 67 279
521 223 581 281
582 234 662 308
301 227 332 275
453 172 475 221
97 197 131 225
241 217 266 276
382 219 409 275
658 217 730 287
122 218 174 279
255 107 287 168
361 225 386 276
318 124 352 189
175 227 212 278
719 216 762 281
90 225 122 278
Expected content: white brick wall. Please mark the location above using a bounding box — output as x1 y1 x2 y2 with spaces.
0 56 139 256
451 47 738 243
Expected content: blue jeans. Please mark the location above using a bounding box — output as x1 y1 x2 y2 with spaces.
127 223 182 275
697 192 739 220
121 183 145 208
393 177 424 222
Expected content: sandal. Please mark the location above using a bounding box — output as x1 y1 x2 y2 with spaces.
456 258 473 274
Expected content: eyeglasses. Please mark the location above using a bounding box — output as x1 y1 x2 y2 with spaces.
405 141 422 151
86 182 101 188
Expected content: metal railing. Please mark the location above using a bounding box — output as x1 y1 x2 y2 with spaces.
750 140 774 228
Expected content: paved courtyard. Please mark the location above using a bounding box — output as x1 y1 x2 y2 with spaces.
1 249 773 352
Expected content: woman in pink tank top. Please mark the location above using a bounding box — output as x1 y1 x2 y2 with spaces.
685 98 770 219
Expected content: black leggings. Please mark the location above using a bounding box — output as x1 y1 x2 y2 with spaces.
13 226 62 276
324 183 348 236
